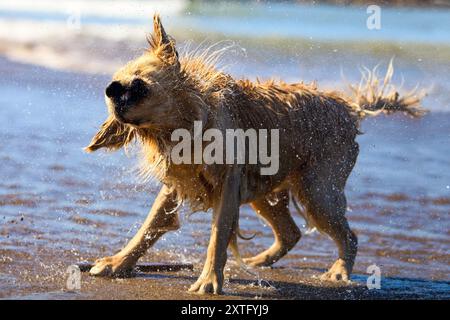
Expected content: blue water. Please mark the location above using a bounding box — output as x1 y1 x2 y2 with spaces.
1 2 449 44
184 3 450 44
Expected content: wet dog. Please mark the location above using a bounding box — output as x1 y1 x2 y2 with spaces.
85 14 425 294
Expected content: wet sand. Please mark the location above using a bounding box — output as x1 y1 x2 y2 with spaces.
0 56 449 300
2 245 449 300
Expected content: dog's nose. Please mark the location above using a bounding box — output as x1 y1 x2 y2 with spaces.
105 81 124 99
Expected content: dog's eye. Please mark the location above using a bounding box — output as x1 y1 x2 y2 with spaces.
130 78 148 95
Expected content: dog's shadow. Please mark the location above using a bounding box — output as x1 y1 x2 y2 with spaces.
132 266 450 299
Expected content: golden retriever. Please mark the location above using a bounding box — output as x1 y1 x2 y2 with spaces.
85 15 425 294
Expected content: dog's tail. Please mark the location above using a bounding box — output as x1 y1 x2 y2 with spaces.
345 60 427 121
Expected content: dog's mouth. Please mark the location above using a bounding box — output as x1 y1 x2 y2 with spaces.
112 109 131 123
112 107 148 128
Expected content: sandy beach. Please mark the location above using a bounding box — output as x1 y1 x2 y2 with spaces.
0 1 449 300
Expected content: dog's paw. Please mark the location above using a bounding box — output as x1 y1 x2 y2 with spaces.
244 254 276 267
188 272 223 295
89 255 135 277
320 258 351 282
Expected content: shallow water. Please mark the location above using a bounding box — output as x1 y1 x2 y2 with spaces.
0 1 449 299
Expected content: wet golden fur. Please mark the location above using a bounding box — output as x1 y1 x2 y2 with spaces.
85 15 425 294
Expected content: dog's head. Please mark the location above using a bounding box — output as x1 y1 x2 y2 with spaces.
86 14 186 152
106 14 181 128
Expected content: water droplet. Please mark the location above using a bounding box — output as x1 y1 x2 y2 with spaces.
305 227 317 235
265 193 279 206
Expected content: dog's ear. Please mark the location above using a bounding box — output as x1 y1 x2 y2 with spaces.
148 14 179 66
84 115 135 153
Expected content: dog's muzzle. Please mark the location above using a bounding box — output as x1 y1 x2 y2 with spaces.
105 79 149 116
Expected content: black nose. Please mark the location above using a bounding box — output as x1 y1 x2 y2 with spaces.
105 81 124 99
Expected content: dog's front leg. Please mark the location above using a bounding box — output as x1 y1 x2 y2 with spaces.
90 185 179 277
188 166 241 295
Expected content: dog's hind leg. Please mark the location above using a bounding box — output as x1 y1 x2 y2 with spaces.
244 190 301 267
296 145 358 282
307 189 357 282
90 185 180 277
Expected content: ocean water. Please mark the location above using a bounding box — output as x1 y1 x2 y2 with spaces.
0 0 449 298
1 0 449 43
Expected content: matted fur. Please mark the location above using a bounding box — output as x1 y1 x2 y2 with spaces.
86 56 424 208
85 15 426 294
